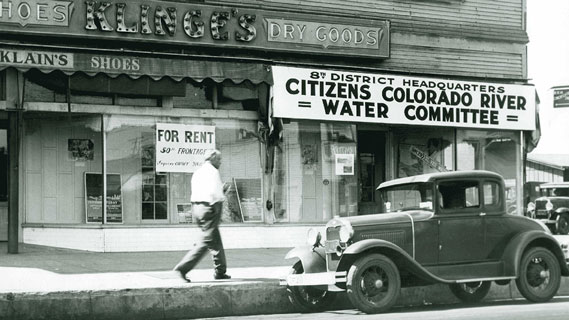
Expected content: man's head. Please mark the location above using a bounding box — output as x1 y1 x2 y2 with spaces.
204 149 222 169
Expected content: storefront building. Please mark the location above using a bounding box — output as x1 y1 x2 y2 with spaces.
0 0 537 252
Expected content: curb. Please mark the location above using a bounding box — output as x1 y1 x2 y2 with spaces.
1 278 568 320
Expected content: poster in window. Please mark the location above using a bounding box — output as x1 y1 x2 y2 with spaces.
177 203 193 224
335 154 354 175
84 173 123 223
68 139 94 161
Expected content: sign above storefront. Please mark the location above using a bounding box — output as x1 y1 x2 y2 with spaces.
0 47 272 83
272 66 536 131
0 0 390 59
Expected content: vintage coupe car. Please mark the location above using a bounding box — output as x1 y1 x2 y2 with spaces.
526 182 569 235
281 170 569 314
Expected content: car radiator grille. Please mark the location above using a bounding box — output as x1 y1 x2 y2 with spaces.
535 200 546 210
326 226 340 241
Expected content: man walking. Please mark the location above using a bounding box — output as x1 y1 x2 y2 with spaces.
174 149 231 282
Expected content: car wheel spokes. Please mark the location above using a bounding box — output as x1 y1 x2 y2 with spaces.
526 257 551 289
360 266 390 303
462 282 483 294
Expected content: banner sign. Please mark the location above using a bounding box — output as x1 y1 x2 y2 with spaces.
0 0 390 59
272 66 536 131
553 87 569 108
155 123 215 173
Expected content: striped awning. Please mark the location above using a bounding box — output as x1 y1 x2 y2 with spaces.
0 44 273 84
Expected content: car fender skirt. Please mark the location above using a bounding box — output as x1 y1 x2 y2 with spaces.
285 246 327 274
502 230 569 276
341 239 452 284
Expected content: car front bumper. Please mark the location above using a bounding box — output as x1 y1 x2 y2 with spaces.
279 271 346 287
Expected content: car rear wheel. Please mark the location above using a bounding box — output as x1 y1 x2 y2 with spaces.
286 261 337 312
556 214 569 235
346 254 401 314
449 281 491 303
516 247 561 303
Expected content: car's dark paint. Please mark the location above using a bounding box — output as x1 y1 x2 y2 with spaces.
501 230 568 276
285 170 569 313
528 182 569 234
285 245 327 274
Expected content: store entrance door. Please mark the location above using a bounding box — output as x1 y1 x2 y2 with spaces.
357 130 386 215
0 124 7 241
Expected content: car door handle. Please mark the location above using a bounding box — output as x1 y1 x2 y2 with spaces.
479 212 486 216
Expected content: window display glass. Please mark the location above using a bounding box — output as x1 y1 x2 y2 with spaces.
273 120 358 222
457 129 521 214
104 114 262 224
393 127 454 178
23 114 103 223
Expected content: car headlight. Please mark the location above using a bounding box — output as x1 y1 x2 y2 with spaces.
546 201 554 211
339 223 354 243
527 202 535 212
306 228 322 247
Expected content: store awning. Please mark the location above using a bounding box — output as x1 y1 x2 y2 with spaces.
0 46 273 85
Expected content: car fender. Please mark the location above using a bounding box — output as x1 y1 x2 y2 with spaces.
284 245 327 274
502 230 569 276
340 239 453 284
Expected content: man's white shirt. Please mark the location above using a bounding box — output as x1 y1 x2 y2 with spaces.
190 161 225 204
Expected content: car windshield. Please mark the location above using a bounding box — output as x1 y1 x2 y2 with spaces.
379 183 434 213
541 187 569 197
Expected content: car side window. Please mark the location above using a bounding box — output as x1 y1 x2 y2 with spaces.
438 180 480 212
483 181 501 207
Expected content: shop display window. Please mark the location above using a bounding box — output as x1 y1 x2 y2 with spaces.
104 115 262 224
457 129 521 214
23 114 103 224
274 120 358 222
394 127 454 178
22 112 261 225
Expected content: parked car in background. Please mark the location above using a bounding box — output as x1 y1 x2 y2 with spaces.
527 182 569 235
282 170 569 314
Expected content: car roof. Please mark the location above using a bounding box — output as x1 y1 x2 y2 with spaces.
376 170 503 190
540 182 569 189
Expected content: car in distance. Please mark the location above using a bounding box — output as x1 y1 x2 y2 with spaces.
526 182 569 235
281 170 569 314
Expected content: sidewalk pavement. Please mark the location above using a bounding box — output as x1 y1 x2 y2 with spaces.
1 243 569 320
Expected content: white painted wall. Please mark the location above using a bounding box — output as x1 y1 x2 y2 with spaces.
22 225 327 252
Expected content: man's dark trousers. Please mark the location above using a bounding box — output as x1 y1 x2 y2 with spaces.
174 202 227 276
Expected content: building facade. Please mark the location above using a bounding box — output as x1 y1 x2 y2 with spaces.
0 0 536 251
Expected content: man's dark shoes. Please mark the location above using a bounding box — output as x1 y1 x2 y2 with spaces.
214 273 231 280
175 270 191 283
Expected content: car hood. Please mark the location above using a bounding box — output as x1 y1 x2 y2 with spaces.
337 210 434 227
535 196 568 204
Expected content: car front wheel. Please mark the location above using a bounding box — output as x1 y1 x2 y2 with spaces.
346 254 401 314
286 261 336 312
556 214 569 235
449 281 491 303
516 247 561 302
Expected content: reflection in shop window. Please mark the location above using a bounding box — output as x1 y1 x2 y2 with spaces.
104 115 262 224
457 129 521 214
395 128 453 178
274 120 358 222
